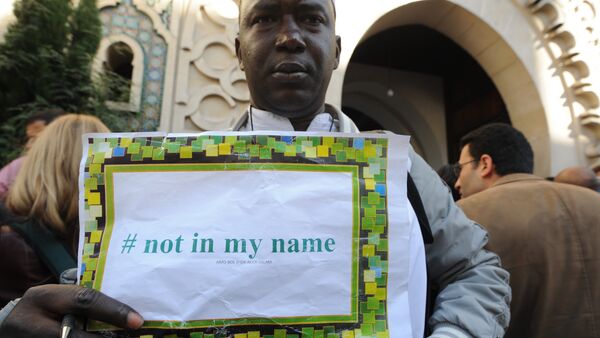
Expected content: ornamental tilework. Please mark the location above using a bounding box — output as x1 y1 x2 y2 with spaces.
101 0 169 131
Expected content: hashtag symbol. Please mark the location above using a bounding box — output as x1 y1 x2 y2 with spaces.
121 233 137 254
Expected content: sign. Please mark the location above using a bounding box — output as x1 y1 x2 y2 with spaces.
78 131 415 337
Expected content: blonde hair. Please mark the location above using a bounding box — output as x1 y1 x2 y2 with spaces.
7 114 109 245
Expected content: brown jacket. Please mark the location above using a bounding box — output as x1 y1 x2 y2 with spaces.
458 174 600 338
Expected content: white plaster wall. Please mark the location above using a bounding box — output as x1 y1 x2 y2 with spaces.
343 63 447 169
0 0 16 44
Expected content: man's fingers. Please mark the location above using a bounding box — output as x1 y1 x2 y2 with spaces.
68 287 144 329
24 285 143 329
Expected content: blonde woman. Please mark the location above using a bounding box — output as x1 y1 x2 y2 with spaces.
0 114 109 306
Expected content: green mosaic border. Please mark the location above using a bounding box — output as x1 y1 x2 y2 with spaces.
80 134 391 338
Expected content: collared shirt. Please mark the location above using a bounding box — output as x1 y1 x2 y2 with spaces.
238 107 338 132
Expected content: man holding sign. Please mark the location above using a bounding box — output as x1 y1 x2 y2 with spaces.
0 0 510 337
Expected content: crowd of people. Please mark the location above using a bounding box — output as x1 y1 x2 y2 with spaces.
0 0 598 337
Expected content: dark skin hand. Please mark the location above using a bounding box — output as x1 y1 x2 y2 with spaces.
0 284 143 337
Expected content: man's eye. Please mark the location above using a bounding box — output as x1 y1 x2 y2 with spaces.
301 15 324 25
253 16 276 25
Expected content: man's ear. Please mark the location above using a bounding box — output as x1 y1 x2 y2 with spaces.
235 36 244 71
479 154 495 178
333 35 341 69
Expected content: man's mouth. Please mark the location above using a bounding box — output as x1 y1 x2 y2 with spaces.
272 62 308 81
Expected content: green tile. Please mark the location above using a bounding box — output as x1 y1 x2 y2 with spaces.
257 135 268 145
301 327 314 337
368 192 380 205
363 311 376 324
367 296 379 310
335 150 347 162
360 324 373 335
364 207 376 218
259 147 272 159
166 142 180 153
127 142 141 154
152 148 165 160
378 239 388 252
248 145 260 157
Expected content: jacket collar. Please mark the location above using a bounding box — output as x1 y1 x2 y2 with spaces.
491 173 544 188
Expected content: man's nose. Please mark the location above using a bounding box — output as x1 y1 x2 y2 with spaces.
275 16 306 52
454 180 461 193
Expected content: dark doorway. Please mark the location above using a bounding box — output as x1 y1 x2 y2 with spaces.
348 24 511 163
103 42 134 103
342 106 385 131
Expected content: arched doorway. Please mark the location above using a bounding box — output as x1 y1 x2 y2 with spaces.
344 24 511 169
334 1 551 175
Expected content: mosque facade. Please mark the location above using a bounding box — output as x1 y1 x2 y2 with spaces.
1 0 599 175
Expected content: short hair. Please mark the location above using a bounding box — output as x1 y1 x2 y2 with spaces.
6 114 109 250
25 108 64 126
459 123 534 175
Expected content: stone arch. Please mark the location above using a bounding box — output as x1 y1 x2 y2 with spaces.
333 1 553 175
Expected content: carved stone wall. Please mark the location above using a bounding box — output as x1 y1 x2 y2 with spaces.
97 0 176 131
525 0 600 169
170 0 249 131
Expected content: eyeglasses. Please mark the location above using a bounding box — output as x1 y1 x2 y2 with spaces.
452 159 478 176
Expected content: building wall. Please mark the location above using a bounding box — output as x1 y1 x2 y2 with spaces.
331 0 600 176
1 0 599 175
0 0 15 42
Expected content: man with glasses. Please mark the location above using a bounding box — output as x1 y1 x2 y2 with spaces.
456 123 600 338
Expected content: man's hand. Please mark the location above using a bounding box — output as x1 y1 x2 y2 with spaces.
0 284 143 337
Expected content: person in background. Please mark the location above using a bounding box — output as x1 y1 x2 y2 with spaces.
455 123 600 338
0 114 109 307
0 109 64 200
554 166 600 192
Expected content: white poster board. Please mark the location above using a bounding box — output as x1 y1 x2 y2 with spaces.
78 131 420 337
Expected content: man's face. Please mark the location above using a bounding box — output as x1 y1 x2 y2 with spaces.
454 144 486 199
236 0 341 119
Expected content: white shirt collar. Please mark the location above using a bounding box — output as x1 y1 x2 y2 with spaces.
240 107 338 132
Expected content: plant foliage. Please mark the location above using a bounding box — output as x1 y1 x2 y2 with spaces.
0 0 139 166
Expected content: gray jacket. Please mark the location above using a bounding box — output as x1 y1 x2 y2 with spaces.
331 107 510 338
